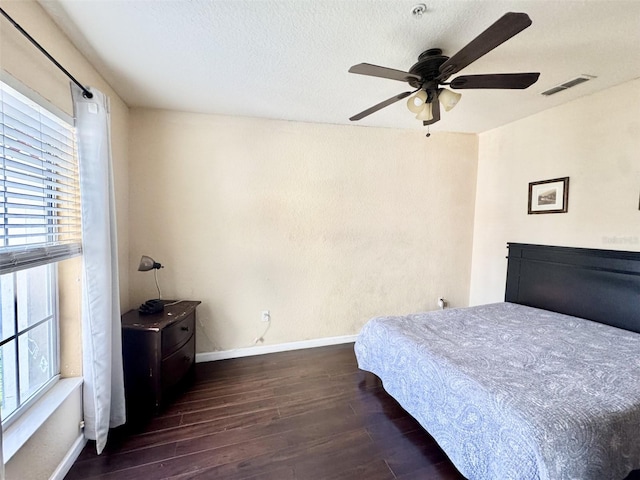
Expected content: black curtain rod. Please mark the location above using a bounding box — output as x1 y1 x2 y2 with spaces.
0 6 93 99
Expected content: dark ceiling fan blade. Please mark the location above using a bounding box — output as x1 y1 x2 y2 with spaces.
349 91 413 121
450 72 540 89
349 63 422 83
437 12 532 81
422 93 441 126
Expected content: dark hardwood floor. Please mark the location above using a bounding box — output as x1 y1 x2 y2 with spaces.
65 343 464 479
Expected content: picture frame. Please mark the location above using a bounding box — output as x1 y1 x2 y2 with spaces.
528 177 569 214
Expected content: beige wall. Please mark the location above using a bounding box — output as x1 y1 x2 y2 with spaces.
470 78 640 305
0 0 130 477
129 110 478 352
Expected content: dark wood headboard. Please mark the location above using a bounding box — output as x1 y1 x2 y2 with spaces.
505 243 640 334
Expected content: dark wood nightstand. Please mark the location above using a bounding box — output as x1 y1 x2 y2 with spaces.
121 300 201 420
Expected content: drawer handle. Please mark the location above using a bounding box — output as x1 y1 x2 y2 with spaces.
181 326 189 331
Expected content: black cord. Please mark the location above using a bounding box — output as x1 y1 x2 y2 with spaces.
0 7 93 99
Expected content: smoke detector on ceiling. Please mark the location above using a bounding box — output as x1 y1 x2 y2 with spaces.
541 74 597 96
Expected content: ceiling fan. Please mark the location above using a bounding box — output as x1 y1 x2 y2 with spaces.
348 12 540 126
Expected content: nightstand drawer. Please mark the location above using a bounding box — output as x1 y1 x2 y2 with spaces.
162 334 195 392
162 313 195 354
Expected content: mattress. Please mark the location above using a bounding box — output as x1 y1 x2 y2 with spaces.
354 302 640 480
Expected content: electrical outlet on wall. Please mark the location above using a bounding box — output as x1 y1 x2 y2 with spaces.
261 310 270 322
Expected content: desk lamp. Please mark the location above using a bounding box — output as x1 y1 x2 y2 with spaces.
138 255 164 314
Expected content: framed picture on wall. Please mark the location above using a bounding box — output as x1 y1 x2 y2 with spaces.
528 177 569 214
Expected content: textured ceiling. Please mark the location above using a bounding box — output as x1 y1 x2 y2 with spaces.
38 0 640 133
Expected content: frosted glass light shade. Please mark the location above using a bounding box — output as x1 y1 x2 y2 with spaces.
439 89 462 112
406 90 428 113
416 102 433 121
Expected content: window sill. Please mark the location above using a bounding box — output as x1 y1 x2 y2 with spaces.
2 377 83 463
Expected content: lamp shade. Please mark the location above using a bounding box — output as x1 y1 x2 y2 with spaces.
406 90 428 114
138 255 162 271
438 88 462 112
415 102 433 121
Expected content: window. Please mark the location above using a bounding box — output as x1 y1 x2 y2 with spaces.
0 264 58 421
0 79 81 426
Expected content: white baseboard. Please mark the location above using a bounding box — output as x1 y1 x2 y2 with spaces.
49 433 86 480
195 334 358 363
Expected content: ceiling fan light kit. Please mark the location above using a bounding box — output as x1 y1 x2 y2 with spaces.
438 88 462 112
348 12 541 128
406 89 428 113
415 102 433 121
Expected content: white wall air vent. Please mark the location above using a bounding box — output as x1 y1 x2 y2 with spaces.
541 75 597 96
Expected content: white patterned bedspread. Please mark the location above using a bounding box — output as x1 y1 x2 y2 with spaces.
354 302 640 480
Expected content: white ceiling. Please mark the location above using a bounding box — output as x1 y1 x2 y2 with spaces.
39 0 640 134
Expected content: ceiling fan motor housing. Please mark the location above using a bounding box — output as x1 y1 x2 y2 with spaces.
408 49 449 89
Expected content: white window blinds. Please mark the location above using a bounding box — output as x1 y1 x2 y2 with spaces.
0 81 82 274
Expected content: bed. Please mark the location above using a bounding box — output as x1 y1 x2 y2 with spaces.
355 243 640 480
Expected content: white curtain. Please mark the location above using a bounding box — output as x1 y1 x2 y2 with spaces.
72 85 126 454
